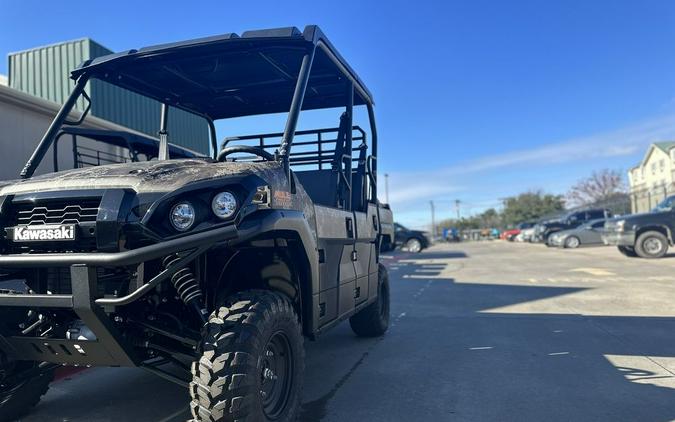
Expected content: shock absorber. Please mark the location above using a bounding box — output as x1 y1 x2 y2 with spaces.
162 254 207 323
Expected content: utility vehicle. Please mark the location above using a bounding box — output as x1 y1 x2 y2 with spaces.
0 25 390 422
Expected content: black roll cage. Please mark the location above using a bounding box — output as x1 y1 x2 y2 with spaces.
18 30 379 202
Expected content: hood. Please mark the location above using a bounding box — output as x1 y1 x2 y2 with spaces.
607 210 670 223
0 159 284 196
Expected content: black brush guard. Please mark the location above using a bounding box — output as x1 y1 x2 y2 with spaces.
0 225 237 367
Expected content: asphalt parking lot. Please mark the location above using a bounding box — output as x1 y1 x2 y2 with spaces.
20 241 675 422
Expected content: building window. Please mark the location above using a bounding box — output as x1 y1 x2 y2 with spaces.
660 159 665 172
652 163 657 174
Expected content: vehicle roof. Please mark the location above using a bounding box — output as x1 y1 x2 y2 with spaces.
70 25 373 120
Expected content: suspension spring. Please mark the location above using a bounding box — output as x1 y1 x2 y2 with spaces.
162 254 206 322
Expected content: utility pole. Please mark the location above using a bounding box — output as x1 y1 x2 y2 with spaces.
455 199 461 220
430 200 436 238
384 173 390 204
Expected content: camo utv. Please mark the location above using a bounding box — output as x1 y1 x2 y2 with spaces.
0 25 389 422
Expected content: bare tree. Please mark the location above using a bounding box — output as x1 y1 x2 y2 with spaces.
567 169 627 207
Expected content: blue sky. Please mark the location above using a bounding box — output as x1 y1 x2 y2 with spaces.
2 0 675 228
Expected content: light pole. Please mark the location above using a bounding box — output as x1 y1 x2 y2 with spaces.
430 200 436 238
455 199 461 220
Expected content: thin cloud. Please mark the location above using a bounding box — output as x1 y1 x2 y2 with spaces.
381 113 675 208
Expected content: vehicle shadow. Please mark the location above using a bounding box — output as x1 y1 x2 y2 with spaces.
298 250 675 422
23 247 675 422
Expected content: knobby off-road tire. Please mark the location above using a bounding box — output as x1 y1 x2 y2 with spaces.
617 245 638 258
0 363 53 421
190 290 304 422
635 231 669 259
349 264 391 337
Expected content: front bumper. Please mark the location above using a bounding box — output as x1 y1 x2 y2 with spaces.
548 236 564 247
0 224 238 367
602 231 636 246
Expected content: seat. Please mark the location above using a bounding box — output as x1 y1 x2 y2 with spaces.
295 170 339 207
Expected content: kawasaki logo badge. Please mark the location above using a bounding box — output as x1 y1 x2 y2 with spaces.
13 225 76 242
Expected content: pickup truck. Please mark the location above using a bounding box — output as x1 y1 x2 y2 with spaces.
603 196 675 259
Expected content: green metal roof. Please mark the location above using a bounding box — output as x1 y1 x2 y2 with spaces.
8 38 209 154
653 141 675 153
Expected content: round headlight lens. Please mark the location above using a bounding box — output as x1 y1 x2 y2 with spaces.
212 191 237 219
170 202 196 231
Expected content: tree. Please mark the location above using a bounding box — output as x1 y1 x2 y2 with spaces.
567 169 627 208
501 191 565 226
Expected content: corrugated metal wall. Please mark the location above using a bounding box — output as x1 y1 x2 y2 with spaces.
8 39 209 154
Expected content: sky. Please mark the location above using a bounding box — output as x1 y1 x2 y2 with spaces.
1 0 675 228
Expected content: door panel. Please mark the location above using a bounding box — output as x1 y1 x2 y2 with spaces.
315 205 357 327
338 280 356 316
318 288 338 326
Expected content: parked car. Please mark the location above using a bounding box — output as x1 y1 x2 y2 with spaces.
518 226 536 242
548 219 607 248
395 223 431 253
535 208 611 244
502 222 534 241
603 196 675 258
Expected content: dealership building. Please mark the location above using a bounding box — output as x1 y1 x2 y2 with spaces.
0 38 209 181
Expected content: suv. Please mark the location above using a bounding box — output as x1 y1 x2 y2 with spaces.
603 196 675 258
535 208 610 244
0 26 390 422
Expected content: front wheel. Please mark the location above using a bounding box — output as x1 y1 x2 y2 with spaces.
564 236 581 249
190 290 304 422
635 231 669 259
0 362 53 421
350 264 390 337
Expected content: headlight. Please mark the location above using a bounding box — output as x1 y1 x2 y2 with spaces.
170 201 196 231
615 220 626 232
211 191 237 219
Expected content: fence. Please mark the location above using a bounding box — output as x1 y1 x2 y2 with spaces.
629 183 675 214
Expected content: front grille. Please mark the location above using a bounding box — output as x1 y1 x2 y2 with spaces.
5 197 102 254
14 199 100 226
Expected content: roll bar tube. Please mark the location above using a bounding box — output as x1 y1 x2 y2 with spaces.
279 47 316 176
20 75 90 179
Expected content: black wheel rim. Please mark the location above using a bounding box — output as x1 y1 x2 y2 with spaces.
260 331 293 419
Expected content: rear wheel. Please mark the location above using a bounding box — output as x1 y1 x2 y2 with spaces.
350 264 390 337
405 238 423 253
0 362 53 421
564 236 581 249
635 231 669 259
190 290 304 422
617 245 638 257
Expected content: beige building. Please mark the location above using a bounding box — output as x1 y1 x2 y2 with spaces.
0 84 156 181
628 142 675 213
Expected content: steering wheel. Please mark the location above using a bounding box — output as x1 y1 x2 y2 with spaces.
217 146 275 162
